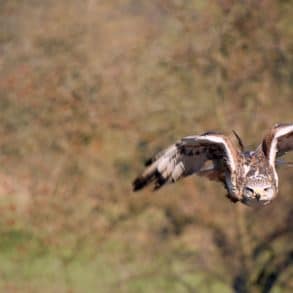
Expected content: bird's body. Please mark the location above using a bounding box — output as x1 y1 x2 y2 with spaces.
229 149 277 206
133 123 293 207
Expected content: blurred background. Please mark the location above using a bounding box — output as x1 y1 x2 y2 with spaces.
0 0 292 292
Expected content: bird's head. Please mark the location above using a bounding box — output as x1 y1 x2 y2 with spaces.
242 176 276 207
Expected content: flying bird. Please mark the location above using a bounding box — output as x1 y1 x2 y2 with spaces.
132 123 293 207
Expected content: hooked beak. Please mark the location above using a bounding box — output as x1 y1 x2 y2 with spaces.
253 187 265 201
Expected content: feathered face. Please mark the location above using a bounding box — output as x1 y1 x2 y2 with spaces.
242 175 276 206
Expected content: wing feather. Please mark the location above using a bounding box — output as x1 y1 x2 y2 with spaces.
132 133 240 191
262 123 293 166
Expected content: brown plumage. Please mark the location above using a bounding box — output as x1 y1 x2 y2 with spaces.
133 123 293 207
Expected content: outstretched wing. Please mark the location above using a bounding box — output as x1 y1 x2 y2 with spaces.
132 133 240 191
262 123 293 167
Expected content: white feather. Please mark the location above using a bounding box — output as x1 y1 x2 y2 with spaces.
157 157 170 173
269 124 293 166
184 135 237 172
171 162 185 181
268 124 293 187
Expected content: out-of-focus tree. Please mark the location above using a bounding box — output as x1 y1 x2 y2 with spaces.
0 0 292 291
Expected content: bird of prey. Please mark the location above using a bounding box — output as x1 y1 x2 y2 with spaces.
132 123 293 207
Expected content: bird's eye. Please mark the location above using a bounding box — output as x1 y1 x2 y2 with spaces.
264 187 271 192
245 187 254 193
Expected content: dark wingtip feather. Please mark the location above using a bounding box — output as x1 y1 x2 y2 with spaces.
153 171 168 190
132 170 167 192
144 157 153 166
132 177 147 191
